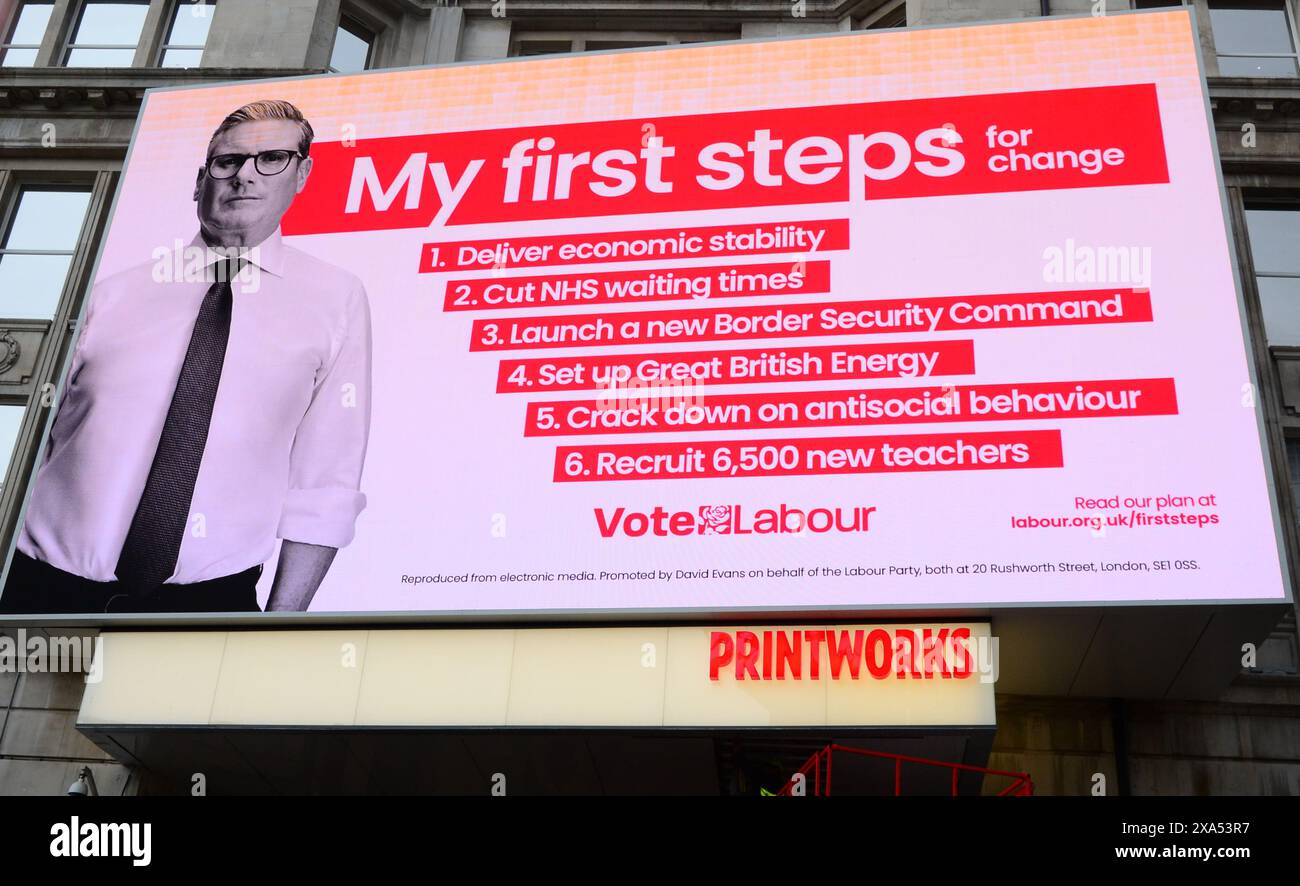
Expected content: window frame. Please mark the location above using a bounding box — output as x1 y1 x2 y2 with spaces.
1207 0 1300 77
328 14 376 74
0 184 95 322
0 169 104 325
156 0 217 68
0 1 55 67
860 0 907 30
508 30 739 58
61 0 153 67
513 39 573 57
1243 199 1300 347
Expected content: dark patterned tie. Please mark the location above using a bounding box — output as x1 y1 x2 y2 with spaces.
116 258 239 593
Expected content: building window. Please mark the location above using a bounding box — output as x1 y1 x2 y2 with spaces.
0 1 54 67
64 0 150 66
159 0 216 68
862 0 907 29
1244 205 1300 346
0 402 23 486
582 40 668 52
1261 443 1300 677
1209 1 1300 77
509 33 735 58
1288 438 1300 524
515 40 571 57
0 187 92 321
329 16 374 73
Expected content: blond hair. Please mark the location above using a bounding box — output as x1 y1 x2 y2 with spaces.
207 99 315 159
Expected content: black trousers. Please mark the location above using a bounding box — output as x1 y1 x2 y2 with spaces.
0 550 262 614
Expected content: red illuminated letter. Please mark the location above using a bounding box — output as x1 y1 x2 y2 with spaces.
735 631 760 680
709 631 734 681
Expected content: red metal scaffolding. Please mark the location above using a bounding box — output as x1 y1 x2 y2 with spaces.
774 743 1034 796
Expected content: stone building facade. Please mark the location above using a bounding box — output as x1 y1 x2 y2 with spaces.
0 0 1297 795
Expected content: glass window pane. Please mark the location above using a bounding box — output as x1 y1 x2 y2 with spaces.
73 1 149 46
7 2 54 44
1245 208 1300 274
1288 438 1300 524
4 191 91 250
329 25 370 73
0 253 74 319
1209 5 1296 55
167 1 216 46
1258 276 1300 346
161 47 203 67
0 404 24 484
1217 54 1300 76
515 40 571 56
0 47 39 66
66 46 136 66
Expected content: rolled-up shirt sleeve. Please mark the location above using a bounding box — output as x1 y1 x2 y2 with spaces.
276 279 373 548
66 277 106 387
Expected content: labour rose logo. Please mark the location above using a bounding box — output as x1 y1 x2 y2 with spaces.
698 505 733 534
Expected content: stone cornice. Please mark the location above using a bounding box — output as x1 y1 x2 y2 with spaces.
1209 78 1300 121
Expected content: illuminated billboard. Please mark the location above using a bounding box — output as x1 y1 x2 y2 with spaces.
0 8 1287 616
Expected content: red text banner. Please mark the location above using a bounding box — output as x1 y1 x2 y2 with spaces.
471 289 1153 352
418 220 849 273
495 340 977 393
442 260 830 312
553 429 1065 482
525 378 1179 436
285 84 1168 234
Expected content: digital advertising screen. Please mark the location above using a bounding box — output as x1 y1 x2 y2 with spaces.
1 8 1288 616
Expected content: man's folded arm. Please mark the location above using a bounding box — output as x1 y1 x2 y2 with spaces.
269 281 373 610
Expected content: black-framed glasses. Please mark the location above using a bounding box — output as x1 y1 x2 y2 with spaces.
206 149 303 180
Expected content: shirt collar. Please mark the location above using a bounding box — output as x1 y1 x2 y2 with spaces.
188 228 287 278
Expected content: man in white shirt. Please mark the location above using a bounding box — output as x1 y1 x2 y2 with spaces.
1 99 372 614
